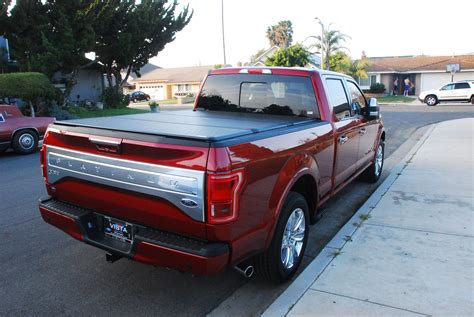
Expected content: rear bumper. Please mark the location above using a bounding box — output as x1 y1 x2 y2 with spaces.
39 197 229 275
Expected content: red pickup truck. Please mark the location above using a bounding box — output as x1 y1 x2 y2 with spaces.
39 68 384 283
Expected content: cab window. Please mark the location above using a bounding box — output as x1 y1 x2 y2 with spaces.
346 81 367 116
325 78 350 120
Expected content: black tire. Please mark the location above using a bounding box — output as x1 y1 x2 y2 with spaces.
146 96 151 101
424 95 438 106
256 192 309 283
133 98 137 103
470 95 474 105
12 130 38 154
362 140 384 183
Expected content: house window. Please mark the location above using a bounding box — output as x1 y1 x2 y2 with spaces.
358 75 377 87
177 84 192 92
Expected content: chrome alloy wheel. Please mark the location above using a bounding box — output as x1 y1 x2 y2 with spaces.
375 143 383 177
281 208 306 269
19 133 35 150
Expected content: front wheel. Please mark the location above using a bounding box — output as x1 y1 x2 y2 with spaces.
470 96 474 105
424 95 438 106
362 140 384 183
256 192 309 283
12 130 38 154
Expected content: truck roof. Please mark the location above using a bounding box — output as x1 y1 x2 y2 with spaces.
209 67 352 79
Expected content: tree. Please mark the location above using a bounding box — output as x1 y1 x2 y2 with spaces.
326 51 369 80
0 72 55 116
265 44 310 67
86 0 192 92
5 0 95 99
308 23 350 70
266 20 293 48
0 0 11 34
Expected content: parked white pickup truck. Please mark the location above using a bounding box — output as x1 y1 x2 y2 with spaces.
419 80 474 106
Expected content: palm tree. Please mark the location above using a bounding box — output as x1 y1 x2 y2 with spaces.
266 20 293 48
308 22 350 70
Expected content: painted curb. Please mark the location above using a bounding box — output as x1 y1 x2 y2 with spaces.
262 123 438 317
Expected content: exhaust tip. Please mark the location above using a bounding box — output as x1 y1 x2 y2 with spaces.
234 264 254 278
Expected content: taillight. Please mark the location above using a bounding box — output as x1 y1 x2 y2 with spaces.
207 170 244 224
40 145 47 182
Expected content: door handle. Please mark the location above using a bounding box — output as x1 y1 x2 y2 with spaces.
338 135 349 144
359 128 366 135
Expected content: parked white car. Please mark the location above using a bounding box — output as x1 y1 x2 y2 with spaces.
418 81 474 106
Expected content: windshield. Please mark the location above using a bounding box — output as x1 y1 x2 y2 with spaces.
196 74 319 118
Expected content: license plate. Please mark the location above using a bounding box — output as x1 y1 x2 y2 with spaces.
103 217 133 243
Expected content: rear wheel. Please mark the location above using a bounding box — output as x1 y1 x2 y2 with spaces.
256 192 309 283
470 95 474 105
12 130 38 154
424 95 438 106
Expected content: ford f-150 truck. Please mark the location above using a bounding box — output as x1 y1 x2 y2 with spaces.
39 67 385 283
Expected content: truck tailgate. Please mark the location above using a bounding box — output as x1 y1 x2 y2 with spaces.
42 126 210 239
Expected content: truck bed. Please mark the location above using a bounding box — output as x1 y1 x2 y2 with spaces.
56 110 316 143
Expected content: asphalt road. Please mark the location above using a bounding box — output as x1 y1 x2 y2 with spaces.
0 104 472 316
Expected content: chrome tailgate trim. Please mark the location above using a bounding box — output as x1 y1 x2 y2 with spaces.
45 145 205 222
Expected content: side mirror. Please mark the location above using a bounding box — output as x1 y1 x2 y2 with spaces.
366 98 380 120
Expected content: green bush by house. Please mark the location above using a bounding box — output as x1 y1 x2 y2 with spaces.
0 72 56 116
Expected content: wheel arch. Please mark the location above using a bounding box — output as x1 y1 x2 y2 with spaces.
264 153 320 249
11 127 39 140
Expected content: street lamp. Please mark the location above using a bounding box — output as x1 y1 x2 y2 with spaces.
315 17 324 70
221 0 227 65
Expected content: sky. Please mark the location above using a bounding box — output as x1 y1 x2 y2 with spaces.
151 0 474 68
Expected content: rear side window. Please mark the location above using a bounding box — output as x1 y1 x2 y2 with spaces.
0 113 4 122
196 74 319 118
455 83 470 89
325 78 350 120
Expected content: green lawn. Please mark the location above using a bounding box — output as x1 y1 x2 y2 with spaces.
377 95 414 103
69 107 150 118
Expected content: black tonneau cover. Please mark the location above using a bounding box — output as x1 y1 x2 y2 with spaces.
56 110 316 142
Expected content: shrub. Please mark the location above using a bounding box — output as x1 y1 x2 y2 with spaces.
102 87 130 108
369 83 386 93
0 72 56 116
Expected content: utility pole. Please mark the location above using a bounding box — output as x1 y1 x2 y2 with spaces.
221 0 227 65
315 17 324 69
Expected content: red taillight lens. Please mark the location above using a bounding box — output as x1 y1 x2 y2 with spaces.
207 170 244 224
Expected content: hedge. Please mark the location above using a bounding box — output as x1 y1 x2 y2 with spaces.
0 72 55 100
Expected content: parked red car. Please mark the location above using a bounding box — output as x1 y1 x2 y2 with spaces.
0 105 55 154
39 68 384 282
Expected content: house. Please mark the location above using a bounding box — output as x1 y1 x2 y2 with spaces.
52 61 104 103
121 63 161 94
361 54 474 95
132 65 214 100
250 45 321 68
0 36 19 72
251 46 280 66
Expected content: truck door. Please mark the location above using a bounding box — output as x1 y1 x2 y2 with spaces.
324 77 360 187
345 80 379 169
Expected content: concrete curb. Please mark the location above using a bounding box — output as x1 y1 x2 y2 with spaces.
262 123 438 317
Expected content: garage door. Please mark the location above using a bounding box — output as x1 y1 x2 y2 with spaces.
421 72 474 91
140 84 165 100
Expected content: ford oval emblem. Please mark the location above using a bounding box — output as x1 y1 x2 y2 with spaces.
181 198 198 208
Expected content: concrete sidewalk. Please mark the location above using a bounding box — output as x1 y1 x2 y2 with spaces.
264 118 474 316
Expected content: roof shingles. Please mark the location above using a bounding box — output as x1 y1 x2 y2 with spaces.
134 65 214 83
367 54 474 73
